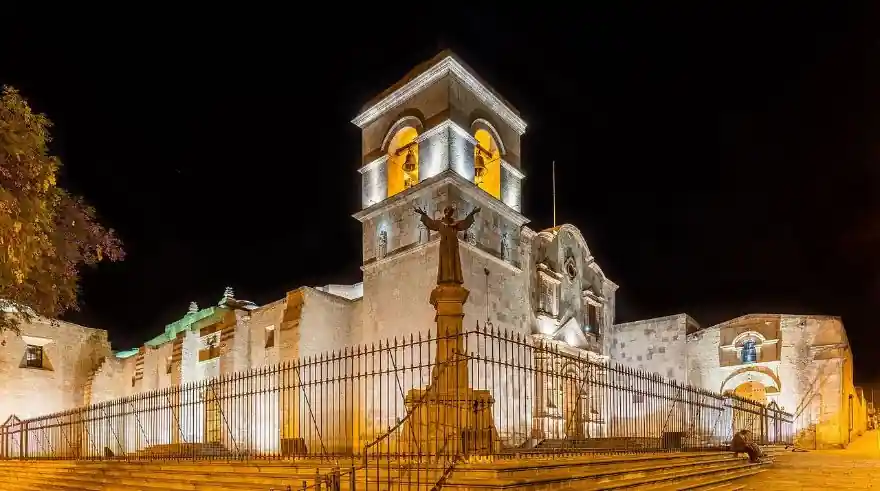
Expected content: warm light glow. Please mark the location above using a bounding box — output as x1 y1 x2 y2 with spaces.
734 381 768 405
473 129 501 199
387 127 419 197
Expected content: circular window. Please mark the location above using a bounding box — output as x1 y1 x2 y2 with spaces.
564 257 578 280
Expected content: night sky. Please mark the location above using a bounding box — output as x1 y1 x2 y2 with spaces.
2 6 879 380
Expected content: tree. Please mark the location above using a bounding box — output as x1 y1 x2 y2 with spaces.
0 85 124 335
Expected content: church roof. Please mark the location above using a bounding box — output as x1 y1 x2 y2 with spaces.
352 50 527 135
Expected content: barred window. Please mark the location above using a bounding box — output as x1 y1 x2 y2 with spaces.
25 345 43 368
741 340 757 363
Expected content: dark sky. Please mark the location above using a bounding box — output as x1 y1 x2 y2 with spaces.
2 6 879 380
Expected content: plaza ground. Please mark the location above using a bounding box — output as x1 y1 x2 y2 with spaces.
741 431 880 490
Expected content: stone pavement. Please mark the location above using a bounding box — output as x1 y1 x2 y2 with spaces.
740 431 880 490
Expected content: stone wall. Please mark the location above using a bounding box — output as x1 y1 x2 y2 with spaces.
0 319 111 422
298 288 356 359
682 314 863 449
248 298 286 368
87 356 127 405
610 314 690 382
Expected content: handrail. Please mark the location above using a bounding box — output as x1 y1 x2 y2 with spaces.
363 356 457 452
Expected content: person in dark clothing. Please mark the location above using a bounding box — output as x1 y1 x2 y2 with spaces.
731 429 765 463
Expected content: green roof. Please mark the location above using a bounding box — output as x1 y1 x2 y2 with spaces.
113 306 230 356
144 306 226 348
115 348 139 359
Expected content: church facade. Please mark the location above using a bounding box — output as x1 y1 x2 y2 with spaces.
0 52 867 450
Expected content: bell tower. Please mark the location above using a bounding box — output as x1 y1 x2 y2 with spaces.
352 51 532 343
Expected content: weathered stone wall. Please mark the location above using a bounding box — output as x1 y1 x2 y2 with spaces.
0 319 111 422
685 324 723 390
245 299 285 368
298 288 356 359
86 356 123 405
610 314 689 382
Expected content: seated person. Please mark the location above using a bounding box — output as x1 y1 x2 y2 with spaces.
731 429 765 463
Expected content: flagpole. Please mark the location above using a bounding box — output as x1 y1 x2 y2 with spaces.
552 160 557 227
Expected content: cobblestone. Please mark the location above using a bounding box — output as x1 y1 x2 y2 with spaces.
741 431 880 490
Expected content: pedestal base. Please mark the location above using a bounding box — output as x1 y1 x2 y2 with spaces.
402 387 498 457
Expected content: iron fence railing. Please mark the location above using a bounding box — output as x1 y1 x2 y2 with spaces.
1 325 793 477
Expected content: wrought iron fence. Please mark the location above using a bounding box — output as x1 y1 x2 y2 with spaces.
0 325 793 481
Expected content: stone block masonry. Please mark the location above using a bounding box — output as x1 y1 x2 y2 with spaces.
610 314 693 382
0 318 111 422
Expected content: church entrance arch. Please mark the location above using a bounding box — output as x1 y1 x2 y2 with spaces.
720 367 781 400
733 381 768 405
722 370 780 443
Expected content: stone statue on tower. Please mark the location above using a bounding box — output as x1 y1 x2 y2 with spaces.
414 205 480 285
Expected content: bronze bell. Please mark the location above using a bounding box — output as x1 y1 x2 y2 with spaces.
402 149 416 173
474 152 486 183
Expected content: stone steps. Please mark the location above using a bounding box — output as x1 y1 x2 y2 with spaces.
591 462 767 490
0 451 778 491
444 452 770 490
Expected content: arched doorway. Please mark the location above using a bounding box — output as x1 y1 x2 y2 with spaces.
730 381 769 441
734 381 768 405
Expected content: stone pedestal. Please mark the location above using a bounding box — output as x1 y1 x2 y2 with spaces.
402 283 498 456
403 387 497 456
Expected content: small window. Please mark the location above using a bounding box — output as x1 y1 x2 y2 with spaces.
25 345 43 368
265 328 275 349
741 340 757 363
587 304 599 332
565 257 578 280
165 357 173 374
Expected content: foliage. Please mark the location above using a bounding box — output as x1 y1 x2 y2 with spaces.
0 85 123 335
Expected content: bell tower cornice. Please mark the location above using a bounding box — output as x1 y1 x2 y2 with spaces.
353 51 527 135
352 169 529 227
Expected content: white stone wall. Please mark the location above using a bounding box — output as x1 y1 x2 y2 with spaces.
247 300 285 368
685 324 722 390
141 342 174 392
87 356 127 405
0 319 111 422
298 288 356 359
611 314 690 382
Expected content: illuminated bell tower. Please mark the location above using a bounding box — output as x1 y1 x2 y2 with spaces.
351 51 531 343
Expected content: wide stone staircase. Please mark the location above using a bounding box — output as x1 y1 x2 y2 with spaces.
0 448 787 490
